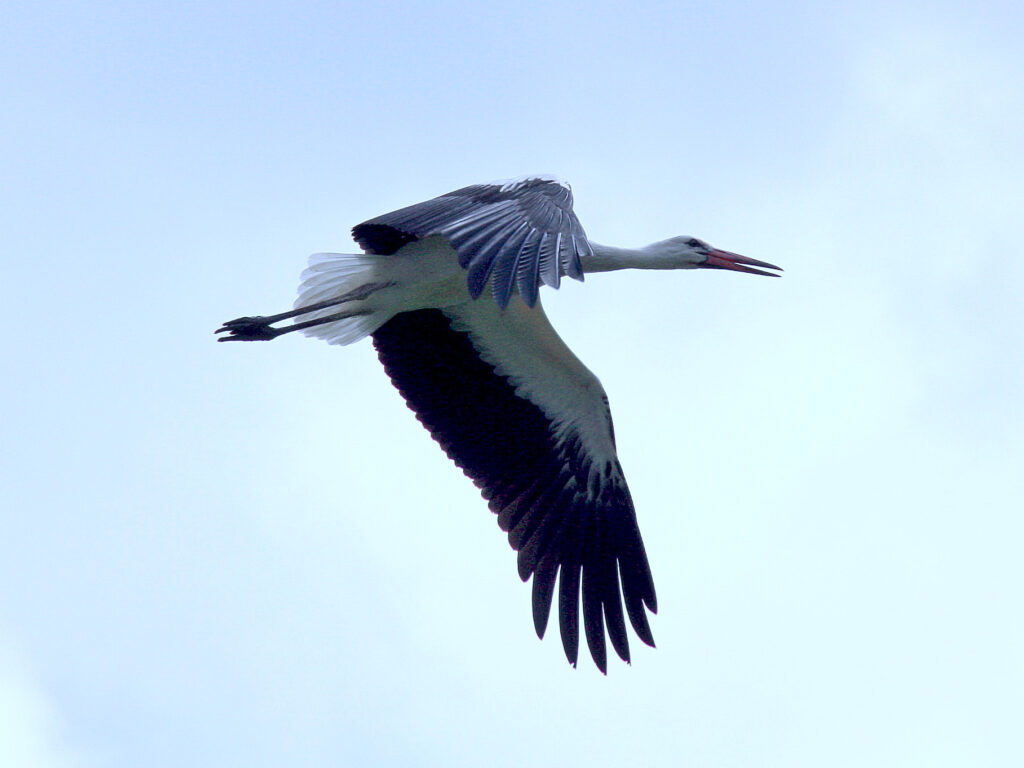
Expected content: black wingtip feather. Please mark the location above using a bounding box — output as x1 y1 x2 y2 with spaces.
531 555 558 638
603 561 632 663
558 559 582 668
582 565 608 674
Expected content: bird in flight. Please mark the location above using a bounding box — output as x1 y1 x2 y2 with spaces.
217 176 781 672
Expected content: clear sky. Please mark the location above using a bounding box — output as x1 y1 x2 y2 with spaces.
2 1 1022 766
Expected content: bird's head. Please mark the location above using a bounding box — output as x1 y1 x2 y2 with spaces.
651 236 782 276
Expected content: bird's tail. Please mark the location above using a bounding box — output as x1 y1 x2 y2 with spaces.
293 252 391 345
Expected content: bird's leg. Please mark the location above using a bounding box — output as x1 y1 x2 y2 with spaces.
215 281 393 342
216 307 374 341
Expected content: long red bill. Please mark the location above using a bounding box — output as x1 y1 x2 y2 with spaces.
702 249 783 277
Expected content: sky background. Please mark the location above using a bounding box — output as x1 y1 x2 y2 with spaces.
2 1 1023 766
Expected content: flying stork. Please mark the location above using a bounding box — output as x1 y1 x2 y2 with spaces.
217 176 781 672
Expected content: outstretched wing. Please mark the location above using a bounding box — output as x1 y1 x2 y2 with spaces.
353 176 592 308
370 298 657 672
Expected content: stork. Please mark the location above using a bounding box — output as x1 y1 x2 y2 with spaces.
217 176 781 672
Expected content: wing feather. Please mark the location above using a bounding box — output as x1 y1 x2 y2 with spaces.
531 552 559 637
353 177 590 308
370 301 657 671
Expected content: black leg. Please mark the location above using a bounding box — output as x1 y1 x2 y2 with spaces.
215 281 394 342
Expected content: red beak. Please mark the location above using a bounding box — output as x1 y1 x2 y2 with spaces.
702 249 783 277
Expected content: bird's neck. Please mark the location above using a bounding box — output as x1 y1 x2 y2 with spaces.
582 242 678 274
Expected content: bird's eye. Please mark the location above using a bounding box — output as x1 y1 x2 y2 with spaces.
686 238 703 249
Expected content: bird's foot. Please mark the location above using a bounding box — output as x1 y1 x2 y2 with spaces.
215 316 283 341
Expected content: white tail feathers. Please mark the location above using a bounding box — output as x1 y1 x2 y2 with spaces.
294 253 389 345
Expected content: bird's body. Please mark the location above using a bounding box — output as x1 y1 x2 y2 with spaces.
218 176 781 671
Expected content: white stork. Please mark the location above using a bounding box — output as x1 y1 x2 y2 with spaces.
217 176 781 672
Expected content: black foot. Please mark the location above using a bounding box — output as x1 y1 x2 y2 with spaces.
215 316 282 341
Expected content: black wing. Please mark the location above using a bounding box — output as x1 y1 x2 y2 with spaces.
371 306 657 672
353 176 592 309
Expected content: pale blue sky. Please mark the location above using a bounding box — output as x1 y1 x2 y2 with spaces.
2 1 1022 766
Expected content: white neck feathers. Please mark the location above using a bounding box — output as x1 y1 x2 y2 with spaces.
581 241 685 274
